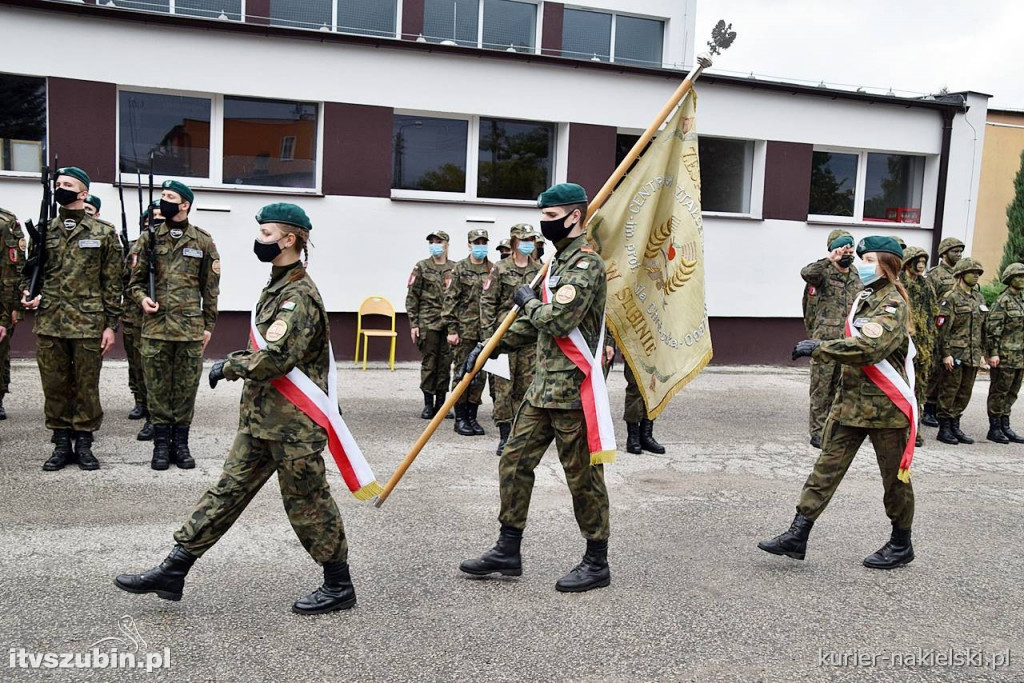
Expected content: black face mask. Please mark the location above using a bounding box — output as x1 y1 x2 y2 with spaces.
540 211 578 243
54 187 80 207
536 243 545 259
160 200 181 220
253 238 282 263
500 252 510 260
838 256 854 268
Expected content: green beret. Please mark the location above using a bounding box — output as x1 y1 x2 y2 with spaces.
952 257 983 277
829 235 854 251
1001 263 1024 284
84 194 102 211
161 179 194 205
826 229 851 249
856 236 904 259
426 230 449 242
537 183 587 208
255 202 312 231
57 166 90 189
937 237 965 256
901 246 927 266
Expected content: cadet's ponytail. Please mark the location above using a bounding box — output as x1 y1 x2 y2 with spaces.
278 225 310 267
877 252 914 335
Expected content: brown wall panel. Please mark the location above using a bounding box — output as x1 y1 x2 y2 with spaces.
47 78 117 184
541 2 564 56
567 123 617 203
401 0 425 40
322 102 393 197
245 0 270 24
762 141 813 221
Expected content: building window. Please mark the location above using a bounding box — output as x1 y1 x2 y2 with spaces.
809 151 857 217
478 117 554 200
269 0 332 30
424 0 479 46
223 97 318 188
482 0 536 51
424 0 537 52
809 149 924 224
0 73 46 173
393 115 469 192
119 90 212 178
107 0 242 21
280 136 296 161
268 0 397 35
561 10 665 67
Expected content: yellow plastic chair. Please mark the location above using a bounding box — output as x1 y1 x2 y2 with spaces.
354 296 398 371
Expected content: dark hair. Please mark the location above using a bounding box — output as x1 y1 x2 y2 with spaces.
561 202 588 225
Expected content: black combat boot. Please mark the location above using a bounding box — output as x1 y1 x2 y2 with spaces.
921 403 939 427
151 425 172 470
555 539 611 592
173 425 196 469
936 418 958 445
1001 415 1024 443
137 419 154 441
128 402 147 420
915 433 924 447
639 418 666 454
0 397 6 420
454 404 475 436
43 429 74 471
75 431 100 470
114 545 197 601
459 525 523 577
625 423 642 454
496 422 511 456
757 513 814 560
292 562 357 615
862 524 914 569
987 414 1010 444
420 391 434 419
468 404 485 436
809 434 822 449
950 417 974 444
435 392 453 419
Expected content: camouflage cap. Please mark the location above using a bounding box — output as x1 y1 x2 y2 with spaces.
952 257 984 277
161 179 194 204
856 235 903 259
937 237 965 256
467 228 489 242
826 229 852 249
509 223 533 239
1001 262 1024 284
901 245 927 267
57 166 90 189
889 234 908 250
537 183 587 208
517 226 538 240
498 239 512 251
256 202 312 231
426 230 449 242
84 194 102 211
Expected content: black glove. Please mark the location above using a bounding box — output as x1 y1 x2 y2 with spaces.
513 284 538 309
456 342 486 382
792 339 821 361
209 359 228 388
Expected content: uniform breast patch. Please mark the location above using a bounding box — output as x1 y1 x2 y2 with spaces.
78 239 101 248
170 229 184 239
281 301 296 311
266 319 289 342
548 275 561 288
482 277 492 291
64 219 77 230
981 305 989 312
853 317 870 328
555 284 577 304
444 275 452 289
884 306 897 314
862 322 884 338
183 247 203 258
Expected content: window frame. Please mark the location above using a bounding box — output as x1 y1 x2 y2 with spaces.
0 73 48 179
808 146 927 227
424 0 541 53
562 6 666 67
112 0 248 22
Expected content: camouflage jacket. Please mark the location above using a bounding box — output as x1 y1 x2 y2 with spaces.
0 207 25 330
405 257 453 332
927 262 956 300
984 288 1024 367
129 220 220 342
900 272 937 371
481 255 540 337
498 235 606 410
23 208 123 338
936 285 987 365
224 262 331 443
800 258 863 341
442 256 492 340
121 239 142 327
812 282 910 428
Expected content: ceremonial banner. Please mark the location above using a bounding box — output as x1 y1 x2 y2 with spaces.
588 91 712 419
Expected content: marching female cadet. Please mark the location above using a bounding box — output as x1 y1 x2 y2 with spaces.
760 236 916 570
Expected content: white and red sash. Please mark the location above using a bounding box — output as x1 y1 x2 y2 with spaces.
250 306 382 501
845 292 917 483
543 267 616 465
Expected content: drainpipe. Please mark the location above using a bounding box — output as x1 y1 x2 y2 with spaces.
930 108 956 265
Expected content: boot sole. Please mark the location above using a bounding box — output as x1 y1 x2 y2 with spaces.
112 578 182 601
641 447 666 454
863 554 915 570
291 597 357 615
137 434 154 441
936 438 959 445
175 462 196 469
987 436 1010 444
757 542 805 561
42 465 65 471
555 576 611 593
151 463 170 471
78 463 100 471
459 565 522 577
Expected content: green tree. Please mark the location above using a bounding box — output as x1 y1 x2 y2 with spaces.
998 150 1024 277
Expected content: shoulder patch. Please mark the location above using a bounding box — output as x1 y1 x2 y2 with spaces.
408 272 416 287
265 319 289 342
212 259 221 274
884 306 897 314
862 322 884 339
555 284 577 305
580 244 596 254
576 260 590 270
18 238 26 251
131 252 139 269
807 286 817 297
281 300 297 311
936 316 946 327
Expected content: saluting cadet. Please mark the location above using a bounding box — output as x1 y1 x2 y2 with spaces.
116 203 361 615
800 230 863 448
460 183 614 593
921 237 965 426
761 236 916 570
442 228 493 437
0 207 25 420
129 180 220 470
984 263 1024 444
406 230 455 420
933 258 987 445
481 224 540 455
900 246 937 447
21 167 123 471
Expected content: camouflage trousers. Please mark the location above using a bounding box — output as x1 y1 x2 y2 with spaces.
797 419 914 530
936 364 979 419
987 366 1024 416
924 357 943 405
122 322 147 408
808 357 842 439
452 337 486 405
417 328 453 394
623 363 645 423
0 323 14 397
36 335 104 432
498 400 610 541
489 347 536 424
141 338 203 426
173 432 347 564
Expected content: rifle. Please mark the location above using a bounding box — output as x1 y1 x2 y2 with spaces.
147 153 156 301
116 172 130 254
22 158 54 299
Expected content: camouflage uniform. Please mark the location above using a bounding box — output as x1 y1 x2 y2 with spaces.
800 256 863 440
0 208 25 406
985 285 1024 417
481 255 540 425
24 208 123 432
900 250 937 415
129 221 220 427
122 239 147 413
406 256 454 394
173 262 347 564
495 235 609 540
923 238 963 409
442 256 492 406
800 283 914 530
935 277 986 419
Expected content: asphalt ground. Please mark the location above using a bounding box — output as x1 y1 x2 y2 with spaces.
0 360 1021 682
